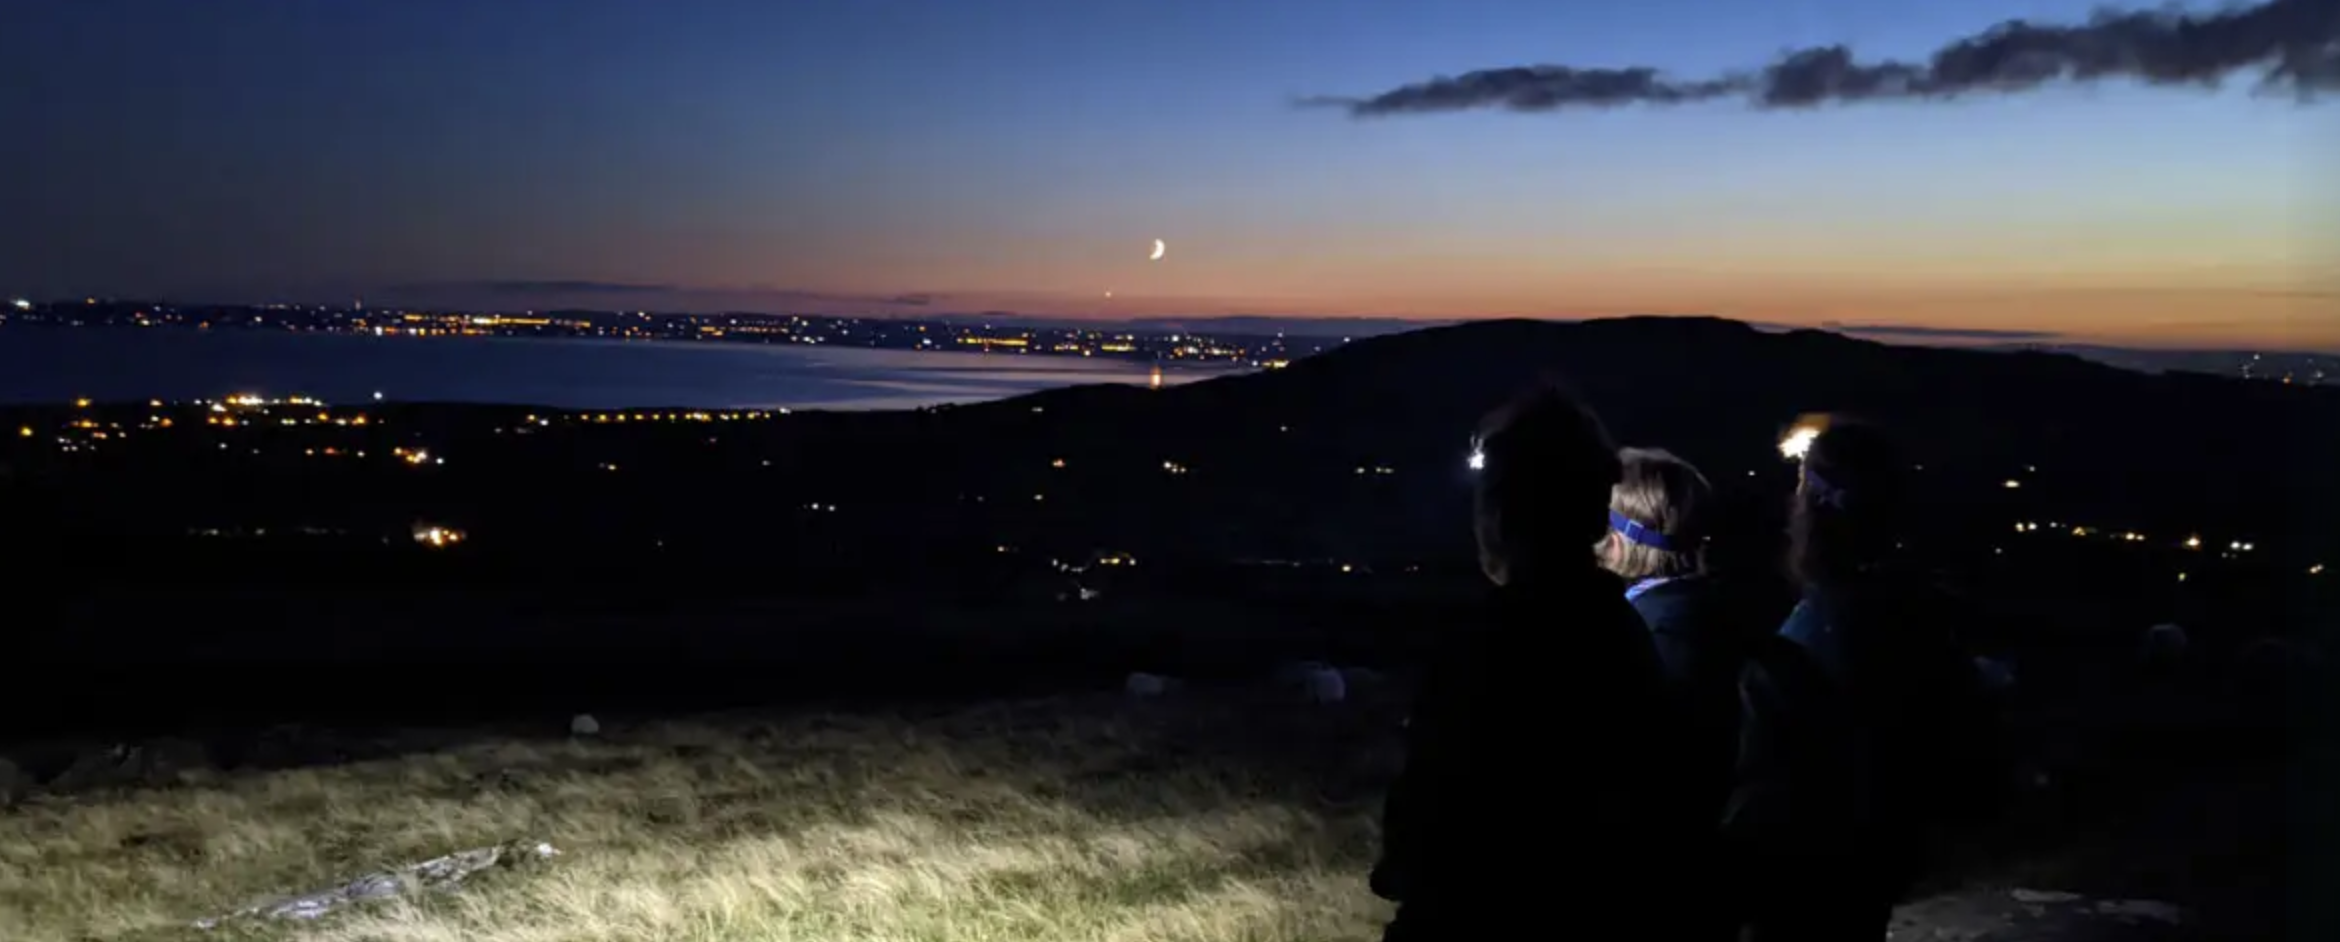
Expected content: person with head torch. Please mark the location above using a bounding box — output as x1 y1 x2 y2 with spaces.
1597 446 1784 940
1724 417 2005 942
1369 380 1694 940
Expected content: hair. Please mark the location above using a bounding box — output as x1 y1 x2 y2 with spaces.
1604 447 1713 581
1788 416 1908 587
1471 379 1622 585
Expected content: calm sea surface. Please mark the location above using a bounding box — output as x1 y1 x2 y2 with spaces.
0 327 1234 409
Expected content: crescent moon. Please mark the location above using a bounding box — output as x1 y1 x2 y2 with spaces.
1150 239 1166 261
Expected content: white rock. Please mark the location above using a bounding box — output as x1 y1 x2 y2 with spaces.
569 714 601 736
196 839 561 930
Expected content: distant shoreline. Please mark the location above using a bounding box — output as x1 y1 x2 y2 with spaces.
0 323 1247 410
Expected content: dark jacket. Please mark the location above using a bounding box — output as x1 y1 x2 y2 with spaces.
1633 573 1787 790
1372 564 1687 933
1723 571 2001 890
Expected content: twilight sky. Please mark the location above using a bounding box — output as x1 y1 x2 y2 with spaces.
3 0 2333 350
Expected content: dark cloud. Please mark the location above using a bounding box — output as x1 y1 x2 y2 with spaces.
1312 0 2338 116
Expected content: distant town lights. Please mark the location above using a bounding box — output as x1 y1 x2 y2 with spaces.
10 299 28 310
412 524 465 549
2003 479 2022 489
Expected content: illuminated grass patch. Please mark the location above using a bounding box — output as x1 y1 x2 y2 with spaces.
0 694 1404 942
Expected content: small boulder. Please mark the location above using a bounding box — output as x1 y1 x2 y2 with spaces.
2139 623 2189 663
1302 668 1347 704
49 744 137 793
569 714 601 737
133 737 215 786
2092 899 2185 925
1277 661 1347 704
1973 656 2017 693
0 757 32 807
1124 672 1176 698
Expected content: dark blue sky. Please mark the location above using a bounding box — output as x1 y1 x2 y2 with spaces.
2 0 2326 348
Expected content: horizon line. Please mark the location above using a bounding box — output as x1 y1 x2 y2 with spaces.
14 296 2339 358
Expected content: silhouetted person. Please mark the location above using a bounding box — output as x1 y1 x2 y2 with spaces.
1599 446 1782 941
1725 417 2002 942
1371 382 1684 940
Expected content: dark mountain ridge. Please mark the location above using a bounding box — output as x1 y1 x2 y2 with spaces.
5 315 2333 737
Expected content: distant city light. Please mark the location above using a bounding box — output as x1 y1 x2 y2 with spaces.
16 426 30 438
2312 564 2327 576
73 397 91 408
1466 447 1485 471
2184 535 2203 550
2003 479 2022 489
10 299 28 310
373 391 384 401
411 524 465 549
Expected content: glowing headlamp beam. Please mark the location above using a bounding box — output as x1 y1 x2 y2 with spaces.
1778 426 1819 462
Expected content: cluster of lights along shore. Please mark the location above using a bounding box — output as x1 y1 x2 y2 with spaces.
6 392 2327 580
1 298 1313 371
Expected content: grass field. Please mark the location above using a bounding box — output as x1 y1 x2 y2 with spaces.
0 690 1409 942
2 674 2290 942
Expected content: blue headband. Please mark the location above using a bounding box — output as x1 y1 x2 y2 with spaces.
1609 509 1676 551
1803 467 1850 509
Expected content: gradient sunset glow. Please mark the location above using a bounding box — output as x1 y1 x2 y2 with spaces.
4 0 2331 351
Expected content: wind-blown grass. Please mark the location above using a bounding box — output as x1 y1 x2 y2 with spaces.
0 692 1406 942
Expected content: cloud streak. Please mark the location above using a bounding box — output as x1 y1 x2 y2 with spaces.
1820 322 2063 341
1311 0 2338 116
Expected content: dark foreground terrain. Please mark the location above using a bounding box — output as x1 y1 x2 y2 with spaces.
4 317 2334 938
0 653 2324 942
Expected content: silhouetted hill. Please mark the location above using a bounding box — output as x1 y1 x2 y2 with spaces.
939 316 2337 563
5 316 2333 736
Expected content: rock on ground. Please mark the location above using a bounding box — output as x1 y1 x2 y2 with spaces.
196 839 562 930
